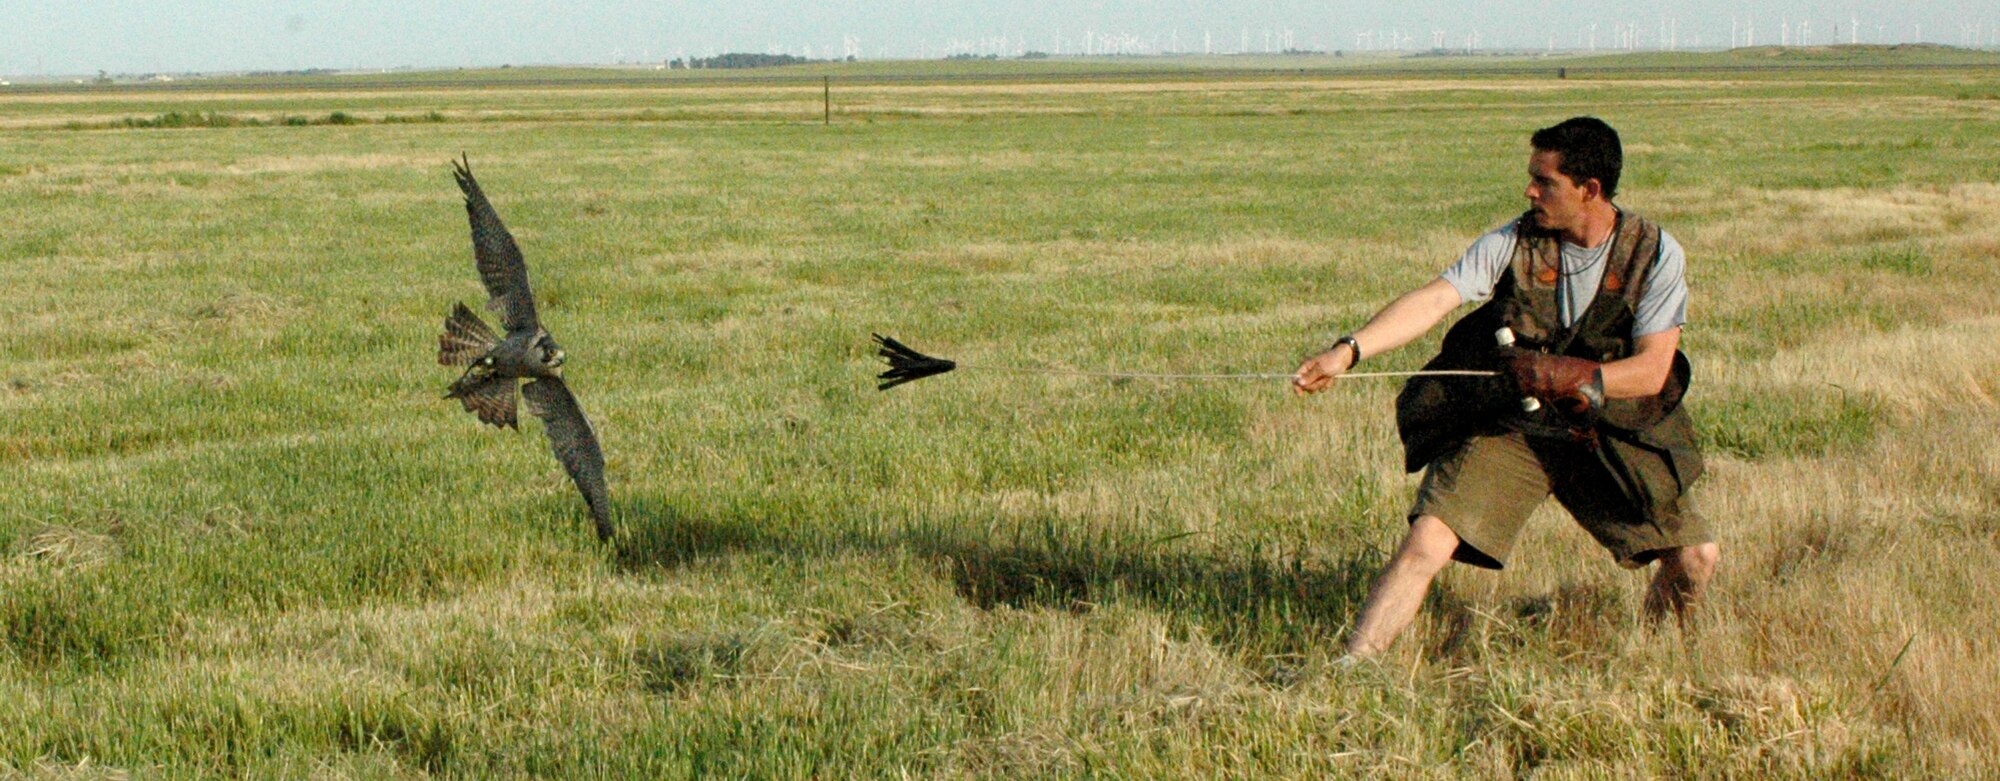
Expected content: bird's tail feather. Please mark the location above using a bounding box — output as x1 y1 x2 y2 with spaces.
439 302 500 366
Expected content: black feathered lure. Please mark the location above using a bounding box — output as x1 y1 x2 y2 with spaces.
873 333 957 390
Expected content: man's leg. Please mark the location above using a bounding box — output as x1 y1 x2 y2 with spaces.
1644 542 1720 627
1346 515 1462 658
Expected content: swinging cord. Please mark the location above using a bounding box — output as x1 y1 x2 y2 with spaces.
949 364 1497 381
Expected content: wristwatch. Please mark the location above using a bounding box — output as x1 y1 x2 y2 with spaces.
1333 335 1363 368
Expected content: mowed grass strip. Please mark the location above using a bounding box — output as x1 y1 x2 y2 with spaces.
2 57 1998 777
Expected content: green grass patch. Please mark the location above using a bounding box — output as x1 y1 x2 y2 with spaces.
1695 386 1884 459
64 110 388 131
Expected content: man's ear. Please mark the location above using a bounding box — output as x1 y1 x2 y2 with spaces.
1580 177 1605 202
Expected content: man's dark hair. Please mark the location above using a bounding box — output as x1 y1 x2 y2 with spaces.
1531 117 1622 200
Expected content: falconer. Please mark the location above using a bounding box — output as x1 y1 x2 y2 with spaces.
1293 117 1716 659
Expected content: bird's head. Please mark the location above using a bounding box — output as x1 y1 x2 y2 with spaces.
535 332 566 372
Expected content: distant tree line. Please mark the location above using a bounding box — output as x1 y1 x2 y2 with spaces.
669 53 854 69
244 68 342 77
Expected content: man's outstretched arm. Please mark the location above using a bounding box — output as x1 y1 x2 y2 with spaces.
1294 277 1464 394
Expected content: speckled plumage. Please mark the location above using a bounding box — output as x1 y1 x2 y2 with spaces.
438 157 613 541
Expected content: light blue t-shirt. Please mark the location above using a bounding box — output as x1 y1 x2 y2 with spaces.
1439 221 1688 337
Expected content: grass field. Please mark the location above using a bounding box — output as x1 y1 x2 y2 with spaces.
3 49 1999 777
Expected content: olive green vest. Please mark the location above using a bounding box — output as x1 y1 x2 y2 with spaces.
1394 210 1703 521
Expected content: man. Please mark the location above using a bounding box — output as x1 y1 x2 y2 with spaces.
1293 117 1717 659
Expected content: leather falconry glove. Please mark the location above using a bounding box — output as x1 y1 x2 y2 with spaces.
1509 352 1606 416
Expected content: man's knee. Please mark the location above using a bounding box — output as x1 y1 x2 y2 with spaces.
1665 542 1720 577
1395 515 1462 572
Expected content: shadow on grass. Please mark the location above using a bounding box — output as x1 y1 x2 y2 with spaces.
610 498 1386 656
610 501 785 571
916 528 1387 656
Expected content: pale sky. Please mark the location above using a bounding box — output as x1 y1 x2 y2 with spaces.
3 1 1993 77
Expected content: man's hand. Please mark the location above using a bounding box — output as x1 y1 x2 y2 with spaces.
1293 345 1357 395
1509 352 1605 414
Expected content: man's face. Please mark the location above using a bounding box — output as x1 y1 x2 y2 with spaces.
1524 149 1594 231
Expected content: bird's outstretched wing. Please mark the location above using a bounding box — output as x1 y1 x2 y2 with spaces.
523 377 613 540
452 156 539 333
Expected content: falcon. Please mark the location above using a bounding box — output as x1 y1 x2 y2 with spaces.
437 156 613 541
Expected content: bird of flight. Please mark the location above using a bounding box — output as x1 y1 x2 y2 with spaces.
437 156 614 541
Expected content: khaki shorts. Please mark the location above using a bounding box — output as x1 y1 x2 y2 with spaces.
1410 432 1709 570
